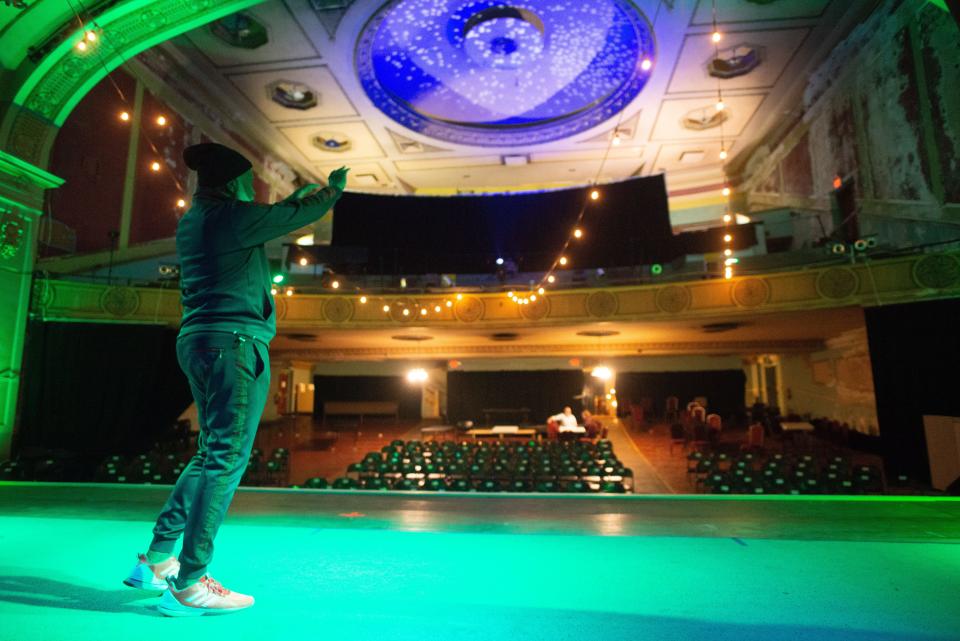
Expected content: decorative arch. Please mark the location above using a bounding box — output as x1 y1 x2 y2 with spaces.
0 0 266 172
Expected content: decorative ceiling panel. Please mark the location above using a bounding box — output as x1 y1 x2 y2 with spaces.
227 64 357 121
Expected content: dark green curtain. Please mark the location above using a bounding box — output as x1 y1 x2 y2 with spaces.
18 321 193 456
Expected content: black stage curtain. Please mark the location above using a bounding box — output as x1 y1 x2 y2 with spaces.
615 370 746 419
447 370 585 425
312 376 422 420
18 321 192 456
865 298 960 483
331 176 675 273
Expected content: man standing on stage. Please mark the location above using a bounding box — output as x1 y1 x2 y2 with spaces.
122 142 347 616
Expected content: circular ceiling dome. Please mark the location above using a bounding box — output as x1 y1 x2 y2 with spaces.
356 0 656 146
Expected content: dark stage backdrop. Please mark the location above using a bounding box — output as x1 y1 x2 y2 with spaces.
18 322 192 456
615 370 747 419
312 376 422 420
331 176 675 274
865 298 960 483
447 370 585 425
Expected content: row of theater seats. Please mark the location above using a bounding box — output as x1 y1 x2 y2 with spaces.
322 438 634 493
687 451 885 495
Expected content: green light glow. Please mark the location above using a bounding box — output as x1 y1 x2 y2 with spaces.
272 274 284 284
651 264 662 275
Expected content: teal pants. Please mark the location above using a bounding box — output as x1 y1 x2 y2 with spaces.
149 330 270 584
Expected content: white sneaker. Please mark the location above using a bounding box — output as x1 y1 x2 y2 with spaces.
158 575 254 617
123 553 180 590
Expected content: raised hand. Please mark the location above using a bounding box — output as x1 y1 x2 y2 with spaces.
328 166 349 192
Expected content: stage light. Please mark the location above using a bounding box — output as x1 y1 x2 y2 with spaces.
402 308 410 316
272 274 284 284
723 213 732 223
176 198 186 208
712 30 722 43
156 115 167 126
360 296 368 304
547 275 556 283
719 148 728 160
119 111 130 122
724 248 732 256
538 287 545 295
724 234 732 242
331 280 340 289
591 366 613 381
150 161 161 172
406 368 428 383
383 304 390 312
299 257 308 266
641 58 652 71
722 187 731 197
590 190 600 201
573 228 583 239
496 257 504 265
559 256 568 266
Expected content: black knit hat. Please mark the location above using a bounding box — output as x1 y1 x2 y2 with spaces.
183 143 252 188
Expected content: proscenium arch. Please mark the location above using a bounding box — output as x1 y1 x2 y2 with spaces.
0 0 267 172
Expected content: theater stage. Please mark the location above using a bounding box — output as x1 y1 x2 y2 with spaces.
0 483 958 641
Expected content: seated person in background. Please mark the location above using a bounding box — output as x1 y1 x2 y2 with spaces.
581 410 606 439
547 406 585 438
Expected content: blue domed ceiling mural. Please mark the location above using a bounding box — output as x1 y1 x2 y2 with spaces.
355 0 656 146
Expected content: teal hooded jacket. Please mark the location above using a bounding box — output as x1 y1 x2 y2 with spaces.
175 185 342 345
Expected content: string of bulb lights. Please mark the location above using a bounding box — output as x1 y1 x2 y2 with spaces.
65 0 188 214
712 0 737 280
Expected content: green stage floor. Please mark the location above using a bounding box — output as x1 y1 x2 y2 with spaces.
1 483 959 641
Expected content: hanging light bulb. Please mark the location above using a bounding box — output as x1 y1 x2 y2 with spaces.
331 280 340 289
724 248 733 257
724 266 733 279
590 190 600 201
573 228 583 239
547 275 556 283
76 40 87 52
271 287 278 296
456 293 463 300
722 186 731 197
360 296 368 304
530 294 537 302
712 30 722 43
176 198 186 208
715 99 725 112
719 148 728 160
299 257 308 266
723 213 732 223
119 111 130 122
402 308 410 316
445 300 453 308
537 287 545 295
507 291 514 298
591 365 613 381
724 234 733 243
150 161 161 172
434 305 442 313
611 132 621 146
156 115 167 126
285 287 294 296
86 30 98 42
420 308 427 316
559 256 568 266
382 304 390 312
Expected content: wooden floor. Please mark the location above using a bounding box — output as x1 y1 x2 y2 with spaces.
1 483 959 640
